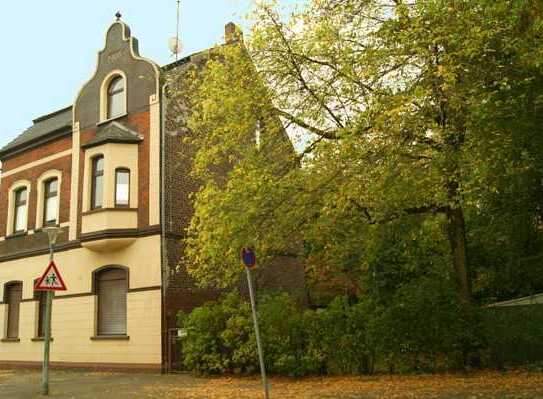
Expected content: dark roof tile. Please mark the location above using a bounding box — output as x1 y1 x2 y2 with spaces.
0 106 72 158
81 121 142 149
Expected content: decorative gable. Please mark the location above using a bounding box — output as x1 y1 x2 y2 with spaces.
74 20 159 129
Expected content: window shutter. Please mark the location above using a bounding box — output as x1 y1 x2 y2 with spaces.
6 283 22 338
97 269 127 335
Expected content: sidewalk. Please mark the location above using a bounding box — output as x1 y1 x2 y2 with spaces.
1 369 542 398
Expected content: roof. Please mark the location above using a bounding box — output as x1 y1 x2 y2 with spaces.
486 293 543 307
81 121 142 149
0 106 72 159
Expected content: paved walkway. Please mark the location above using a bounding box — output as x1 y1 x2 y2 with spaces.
1 369 543 398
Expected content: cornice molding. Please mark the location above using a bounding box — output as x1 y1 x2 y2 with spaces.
0 225 161 263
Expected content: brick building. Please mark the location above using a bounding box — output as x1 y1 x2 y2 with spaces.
0 19 305 371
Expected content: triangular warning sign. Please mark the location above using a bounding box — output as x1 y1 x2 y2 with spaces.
35 261 67 291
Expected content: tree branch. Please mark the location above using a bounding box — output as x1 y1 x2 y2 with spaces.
274 108 340 140
264 7 346 129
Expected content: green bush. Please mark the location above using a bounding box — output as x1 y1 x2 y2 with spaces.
179 291 381 375
483 304 543 368
374 278 472 372
303 297 376 374
178 288 543 376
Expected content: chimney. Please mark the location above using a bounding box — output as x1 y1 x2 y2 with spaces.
225 22 243 44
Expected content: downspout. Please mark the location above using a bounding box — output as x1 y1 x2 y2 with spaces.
160 81 170 373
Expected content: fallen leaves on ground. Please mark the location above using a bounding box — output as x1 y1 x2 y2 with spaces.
144 370 543 399
0 370 13 376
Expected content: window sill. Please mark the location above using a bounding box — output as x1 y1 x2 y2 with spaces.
1 338 20 343
31 337 54 342
82 207 137 216
34 225 60 234
90 335 129 341
97 113 128 126
5 231 28 240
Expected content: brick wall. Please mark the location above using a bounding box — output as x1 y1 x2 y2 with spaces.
0 137 72 257
162 63 307 330
1 136 71 171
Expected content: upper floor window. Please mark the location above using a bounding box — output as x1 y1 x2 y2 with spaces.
13 188 28 233
43 178 59 226
115 168 130 207
91 156 104 210
107 76 125 119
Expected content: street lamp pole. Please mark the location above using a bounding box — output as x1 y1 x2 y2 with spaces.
41 227 60 396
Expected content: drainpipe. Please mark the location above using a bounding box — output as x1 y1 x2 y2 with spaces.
160 81 170 373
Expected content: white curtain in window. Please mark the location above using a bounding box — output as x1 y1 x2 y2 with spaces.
45 196 58 223
14 204 27 232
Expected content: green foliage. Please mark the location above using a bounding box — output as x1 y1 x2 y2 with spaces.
303 297 377 374
166 0 543 311
179 288 488 376
167 0 543 369
376 278 478 371
483 305 543 367
180 292 255 374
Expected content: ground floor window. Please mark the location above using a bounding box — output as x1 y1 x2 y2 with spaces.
34 288 47 338
96 268 127 336
5 282 22 339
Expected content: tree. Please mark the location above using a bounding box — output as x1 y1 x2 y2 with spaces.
168 0 543 313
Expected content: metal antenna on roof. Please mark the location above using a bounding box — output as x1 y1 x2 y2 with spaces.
168 0 182 60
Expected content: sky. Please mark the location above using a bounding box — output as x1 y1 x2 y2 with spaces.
0 0 302 149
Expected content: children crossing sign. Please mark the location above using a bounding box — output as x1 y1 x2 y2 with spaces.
35 261 67 291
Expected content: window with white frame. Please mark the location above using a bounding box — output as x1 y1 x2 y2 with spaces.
115 168 130 207
43 178 59 226
107 76 125 119
91 155 104 210
13 187 28 233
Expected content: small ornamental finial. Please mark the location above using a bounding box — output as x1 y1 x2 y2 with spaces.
115 11 122 21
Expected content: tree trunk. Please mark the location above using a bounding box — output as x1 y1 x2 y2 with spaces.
445 205 473 310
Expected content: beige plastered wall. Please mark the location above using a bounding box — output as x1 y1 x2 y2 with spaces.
148 93 160 226
82 210 138 234
0 234 161 366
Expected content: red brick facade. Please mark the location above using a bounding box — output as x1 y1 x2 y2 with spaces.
0 137 72 238
1 135 71 171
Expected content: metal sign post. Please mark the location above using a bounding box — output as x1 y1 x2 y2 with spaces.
36 227 66 396
42 255 53 396
241 248 269 399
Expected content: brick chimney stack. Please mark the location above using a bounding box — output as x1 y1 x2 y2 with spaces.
225 22 243 44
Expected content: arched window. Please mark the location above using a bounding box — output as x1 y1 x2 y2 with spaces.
107 76 125 119
95 268 128 336
115 168 130 207
43 178 59 226
91 156 104 210
13 187 28 233
5 282 22 339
